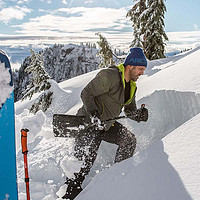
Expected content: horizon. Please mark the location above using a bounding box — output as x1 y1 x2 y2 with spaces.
0 0 200 68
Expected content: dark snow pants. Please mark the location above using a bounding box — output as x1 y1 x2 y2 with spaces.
71 121 136 185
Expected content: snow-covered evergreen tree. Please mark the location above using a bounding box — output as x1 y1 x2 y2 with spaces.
127 0 168 60
43 44 99 82
14 44 99 102
22 49 53 114
96 32 115 68
141 0 168 60
127 0 147 47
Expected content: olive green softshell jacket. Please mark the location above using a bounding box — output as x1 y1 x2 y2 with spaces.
77 63 137 129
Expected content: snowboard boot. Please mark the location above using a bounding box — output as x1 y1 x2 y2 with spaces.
62 179 83 200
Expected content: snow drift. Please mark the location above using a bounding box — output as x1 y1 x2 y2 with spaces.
0 62 13 109
15 47 200 200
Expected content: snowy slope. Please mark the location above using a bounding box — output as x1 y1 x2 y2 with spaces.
15 47 200 200
137 46 200 99
75 113 200 200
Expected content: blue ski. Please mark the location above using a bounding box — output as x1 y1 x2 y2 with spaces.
0 50 18 200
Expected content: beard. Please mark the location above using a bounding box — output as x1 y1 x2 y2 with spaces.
129 69 139 81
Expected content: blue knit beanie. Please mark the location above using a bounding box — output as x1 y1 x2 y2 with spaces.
124 47 147 68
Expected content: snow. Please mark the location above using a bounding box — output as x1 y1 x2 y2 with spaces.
138 46 200 100
0 62 13 109
75 114 200 200
15 46 200 200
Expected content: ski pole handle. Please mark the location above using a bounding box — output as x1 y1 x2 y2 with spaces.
21 128 29 154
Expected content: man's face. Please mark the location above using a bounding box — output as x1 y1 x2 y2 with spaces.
129 65 146 81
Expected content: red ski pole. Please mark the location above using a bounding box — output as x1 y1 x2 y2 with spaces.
21 128 30 200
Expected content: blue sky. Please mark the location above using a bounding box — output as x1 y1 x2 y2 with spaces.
0 0 200 36
165 0 200 32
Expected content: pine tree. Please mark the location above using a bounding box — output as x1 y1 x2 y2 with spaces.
95 32 115 68
22 49 53 114
127 0 168 60
127 0 147 47
141 0 168 60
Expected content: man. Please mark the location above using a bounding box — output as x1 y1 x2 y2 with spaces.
63 47 148 199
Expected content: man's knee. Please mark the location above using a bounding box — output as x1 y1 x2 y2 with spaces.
115 132 137 163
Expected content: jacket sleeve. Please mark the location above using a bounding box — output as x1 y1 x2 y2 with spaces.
124 96 137 120
81 69 112 114
124 96 137 113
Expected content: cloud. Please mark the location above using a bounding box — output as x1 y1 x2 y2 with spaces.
62 0 68 5
84 0 93 4
0 0 32 5
0 6 32 24
194 24 199 31
13 6 131 36
0 0 5 8
0 31 200 54
17 0 32 4
40 0 52 3
166 31 200 53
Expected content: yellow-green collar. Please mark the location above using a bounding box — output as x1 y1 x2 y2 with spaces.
116 63 137 105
